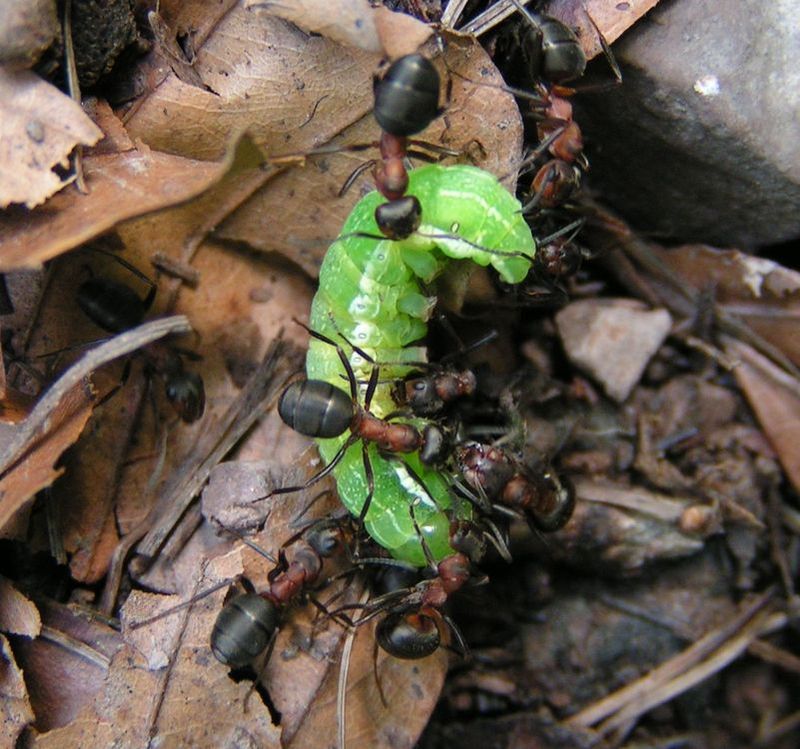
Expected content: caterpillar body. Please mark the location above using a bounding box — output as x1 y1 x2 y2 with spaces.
305 163 537 567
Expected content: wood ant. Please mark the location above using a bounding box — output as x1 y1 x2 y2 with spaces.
332 53 451 242
209 517 354 668
454 441 575 533
75 257 205 423
397 367 477 417
273 324 452 517
130 515 356 669
345 515 501 661
494 2 619 215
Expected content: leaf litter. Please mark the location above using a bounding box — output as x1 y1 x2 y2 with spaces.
2 1 799 748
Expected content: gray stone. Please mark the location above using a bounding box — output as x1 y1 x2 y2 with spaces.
576 0 800 248
555 298 672 402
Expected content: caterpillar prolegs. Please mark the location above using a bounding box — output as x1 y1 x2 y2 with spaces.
305 163 537 566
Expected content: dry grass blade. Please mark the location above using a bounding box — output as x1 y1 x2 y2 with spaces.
566 591 779 735
134 335 302 561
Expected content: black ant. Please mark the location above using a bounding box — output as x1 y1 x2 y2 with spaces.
508 5 592 213
337 52 456 242
397 367 478 417
75 257 205 423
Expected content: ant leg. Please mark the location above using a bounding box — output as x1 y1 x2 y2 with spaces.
538 217 586 246
81 245 158 311
258 435 358 500
297 320 363 403
362 363 381 413
451 476 494 515
482 517 513 563
440 611 470 659
127 577 241 630
289 489 339 528
244 628 279 712
372 636 389 707
339 159 377 197
357 441 376 524
517 127 566 177
215 524 277 565
408 503 438 572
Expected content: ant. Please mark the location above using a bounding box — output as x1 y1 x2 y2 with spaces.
340 514 503 661
130 515 356 669
397 367 477 417
454 441 575 533
273 323 452 516
509 5 592 213
337 52 458 242
209 517 355 668
75 255 205 423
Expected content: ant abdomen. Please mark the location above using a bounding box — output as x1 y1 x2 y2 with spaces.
210 593 279 668
77 276 149 333
373 54 440 137
376 611 441 660
278 379 354 438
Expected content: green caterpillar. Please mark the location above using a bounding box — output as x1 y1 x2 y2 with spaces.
305 163 536 567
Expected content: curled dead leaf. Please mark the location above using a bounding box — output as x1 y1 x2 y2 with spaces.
0 69 102 209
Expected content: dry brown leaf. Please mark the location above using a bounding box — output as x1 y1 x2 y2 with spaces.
0 380 95 537
288 619 448 749
0 130 264 271
373 6 435 58
725 337 800 494
27 552 280 747
125 8 379 161
459 0 655 57
249 0 384 52
656 244 800 368
10 598 121 732
0 633 34 747
100 552 279 747
0 576 41 637
217 34 524 277
5 318 192 581
546 0 660 58
0 69 102 209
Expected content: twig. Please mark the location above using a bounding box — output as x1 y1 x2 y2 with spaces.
63 0 87 193
439 0 470 29
566 590 775 731
149 253 201 288
594 609 784 739
39 624 111 670
458 0 535 36
135 335 301 561
0 316 192 475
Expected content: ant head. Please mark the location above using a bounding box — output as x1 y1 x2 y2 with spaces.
418 423 451 466
405 376 443 416
307 520 347 559
448 520 487 565
375 196 422 240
